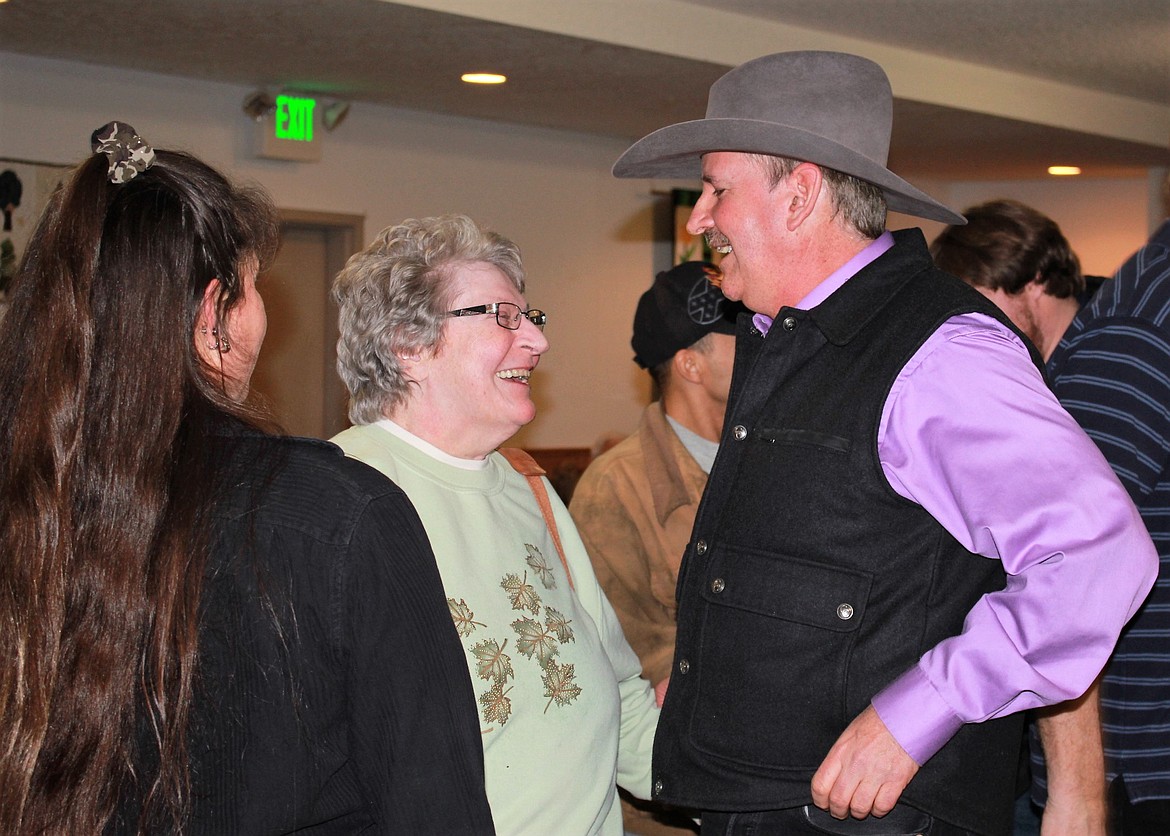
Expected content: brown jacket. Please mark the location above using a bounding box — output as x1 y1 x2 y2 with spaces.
570 402 705 835
571 401 708 684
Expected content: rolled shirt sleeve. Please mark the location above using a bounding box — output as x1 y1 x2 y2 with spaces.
873 312 1158 765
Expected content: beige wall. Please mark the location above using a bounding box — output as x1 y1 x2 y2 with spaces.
1 52 661 448
944 178 1155 277
893 176 1161 278
2 52 1163 448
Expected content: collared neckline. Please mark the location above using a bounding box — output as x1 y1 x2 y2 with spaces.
753 231 895 336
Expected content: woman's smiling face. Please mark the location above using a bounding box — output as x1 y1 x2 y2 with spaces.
411 261 549 458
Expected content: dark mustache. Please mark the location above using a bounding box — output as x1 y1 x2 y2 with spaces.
705 230 731 251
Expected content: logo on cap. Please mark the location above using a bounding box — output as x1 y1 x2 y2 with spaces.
686 268 727 325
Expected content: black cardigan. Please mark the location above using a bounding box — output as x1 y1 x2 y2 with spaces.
112 427 495 834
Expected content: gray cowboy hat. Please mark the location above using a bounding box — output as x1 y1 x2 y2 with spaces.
613 51 964 225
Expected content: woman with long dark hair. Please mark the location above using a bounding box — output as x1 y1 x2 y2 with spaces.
0 123 494 835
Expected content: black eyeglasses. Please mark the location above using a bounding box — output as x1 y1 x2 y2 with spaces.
447 301 547 332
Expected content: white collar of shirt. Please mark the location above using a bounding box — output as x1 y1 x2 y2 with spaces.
373 418 491 471
665 413 719 475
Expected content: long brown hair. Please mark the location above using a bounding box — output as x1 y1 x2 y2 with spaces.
0 148 278 833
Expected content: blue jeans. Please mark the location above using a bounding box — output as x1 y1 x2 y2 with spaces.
1011 793 1041 835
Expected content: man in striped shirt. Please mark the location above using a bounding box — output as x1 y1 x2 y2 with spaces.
933 196 1170 835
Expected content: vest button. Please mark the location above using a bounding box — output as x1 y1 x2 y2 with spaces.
695 539 708 556
732 424 747 441
653 780 664 797
782 316 798 331
711 577 726 594
679 659 690 675
837 603 854 620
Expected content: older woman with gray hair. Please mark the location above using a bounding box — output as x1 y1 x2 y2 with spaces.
331 214 658 835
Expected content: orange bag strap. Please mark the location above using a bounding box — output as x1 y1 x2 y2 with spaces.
498 447 574 590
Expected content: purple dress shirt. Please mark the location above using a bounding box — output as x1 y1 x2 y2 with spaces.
754 233 1157 765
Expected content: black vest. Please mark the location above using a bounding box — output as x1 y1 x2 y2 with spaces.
652 230 1042 836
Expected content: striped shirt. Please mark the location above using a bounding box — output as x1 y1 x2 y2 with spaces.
1047 219 1170 803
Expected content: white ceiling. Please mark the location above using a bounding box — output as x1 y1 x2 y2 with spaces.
1 0 1168 180
683 0 1170 105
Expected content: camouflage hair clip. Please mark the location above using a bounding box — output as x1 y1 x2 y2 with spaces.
90 121 156 184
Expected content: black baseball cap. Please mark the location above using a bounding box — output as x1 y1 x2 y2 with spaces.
631 261 744 369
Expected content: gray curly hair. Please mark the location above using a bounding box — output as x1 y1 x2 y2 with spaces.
333 214 526 425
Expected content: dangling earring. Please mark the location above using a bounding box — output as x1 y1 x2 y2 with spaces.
206 326 231 353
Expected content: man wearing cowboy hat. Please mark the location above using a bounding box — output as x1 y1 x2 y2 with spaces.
613 51 1157 835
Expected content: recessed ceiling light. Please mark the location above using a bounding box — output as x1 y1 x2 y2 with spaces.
461 73 507 85
1048 165 1082 176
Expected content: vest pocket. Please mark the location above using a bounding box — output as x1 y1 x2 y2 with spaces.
754 427 851 454
688 545 872 771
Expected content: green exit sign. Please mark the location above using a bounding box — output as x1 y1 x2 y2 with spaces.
275 95 316 142
256 93 322 161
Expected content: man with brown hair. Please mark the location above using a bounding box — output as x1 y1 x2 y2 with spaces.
934 195 1170 836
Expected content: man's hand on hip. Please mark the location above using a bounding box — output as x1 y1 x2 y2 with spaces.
810 704 920 820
